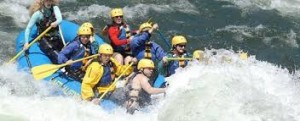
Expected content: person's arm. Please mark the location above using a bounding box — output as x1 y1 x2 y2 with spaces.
57 42 76 64
153 42 166 61
148 23 158 34
81 62 103 100
110 57 133 76
157 53 172 76
51 6 62 26
24 11 42 44
108 27 129 46
130 32 151 49
140 76 166 94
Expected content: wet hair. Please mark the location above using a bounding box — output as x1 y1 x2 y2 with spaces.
29 0 60 17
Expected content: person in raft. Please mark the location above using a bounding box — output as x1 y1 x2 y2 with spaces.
102 8 134 65
124 59 167 114
24 0 64 63
158 35 192 77
81 44 133 104
57 26 95 80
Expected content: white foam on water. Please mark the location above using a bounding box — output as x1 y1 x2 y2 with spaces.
0 0 78 27
221 0 300 17
0 0 32 27
64 0 199 21
1 49 299 121
216 25 299 48
158 49 300 121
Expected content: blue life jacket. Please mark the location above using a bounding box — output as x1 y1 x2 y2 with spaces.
166 52 190 76
114 25 131 53
98 65 113 86
130 32 166 61
57 37 93 69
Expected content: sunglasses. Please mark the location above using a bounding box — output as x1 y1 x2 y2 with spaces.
115 16 123 18
81 35 90 38
101 54 112 57
177 44 186 48
144 67 154 70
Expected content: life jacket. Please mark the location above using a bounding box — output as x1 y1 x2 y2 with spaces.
178 56 186 67
104 23 132 54
67 37 92 70
166 51 189 76
94 61 116 93
132 41 164 61
36 5 59 37
125 72 151 107
144 41 152 59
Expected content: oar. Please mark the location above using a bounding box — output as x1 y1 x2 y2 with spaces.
58 25 66 46
98 62 134 101
239 52 248 60
166 58 193 61
156 30 171 48
31 54 100 80
9 26 52 63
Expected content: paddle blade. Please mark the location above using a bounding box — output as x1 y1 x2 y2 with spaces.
31 64 60 80
239 52 248 60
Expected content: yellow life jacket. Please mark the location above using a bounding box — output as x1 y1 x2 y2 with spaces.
178 55 185 67
144 41 152 59
81 48 92 71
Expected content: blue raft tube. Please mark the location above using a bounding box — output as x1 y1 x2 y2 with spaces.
15 20 166 111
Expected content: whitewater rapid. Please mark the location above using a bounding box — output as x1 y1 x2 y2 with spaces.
0 50 299 121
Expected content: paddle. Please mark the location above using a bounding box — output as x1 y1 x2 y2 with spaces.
9 26 52 63
239 52 248 60
98 62 134 101
31 54 100 80
166 58 193 61
156 29 171 48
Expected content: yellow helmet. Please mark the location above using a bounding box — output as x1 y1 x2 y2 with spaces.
111 8 123 18
139 22 152 32
172 35 187 46
137 59 155 70
77 26 92 35
81 22 94 33
81 22 93 29
193 50 204 60
98 43 113 54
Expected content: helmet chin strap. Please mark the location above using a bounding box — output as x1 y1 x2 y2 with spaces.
140 69 147 77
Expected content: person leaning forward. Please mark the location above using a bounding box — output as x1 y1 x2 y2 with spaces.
124 59 166 114
81 44 133 103
57 26 95 80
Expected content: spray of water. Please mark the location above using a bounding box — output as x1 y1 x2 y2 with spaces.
221 0 300 17
1 49 299 121
158 49 300 121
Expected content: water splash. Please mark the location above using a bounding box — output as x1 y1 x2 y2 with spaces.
216 25 299 48
221 0 300 17
1 49 299 121
64 0 199 21
158 49 300 121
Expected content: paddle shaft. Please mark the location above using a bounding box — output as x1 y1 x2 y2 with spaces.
167 58 193 61
36 54 100 75
156 30 171 48
9 26 52 63
99 62 134 100
58 25 66 46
